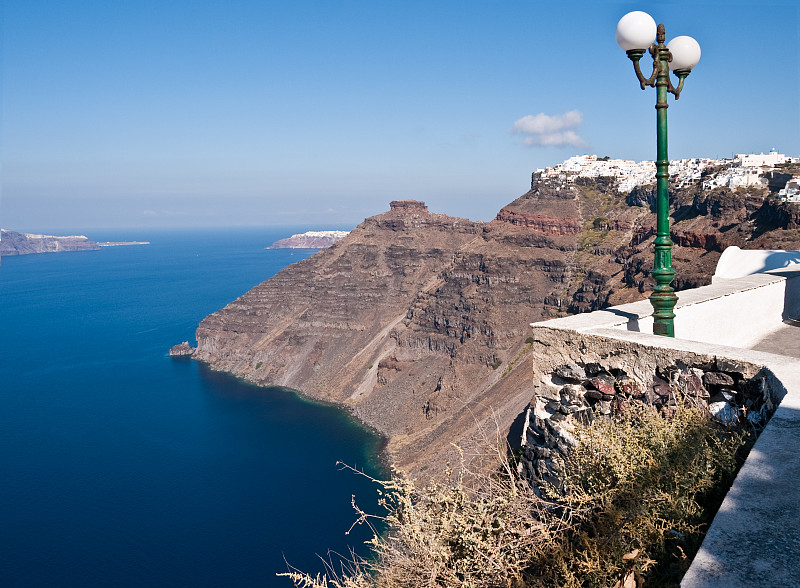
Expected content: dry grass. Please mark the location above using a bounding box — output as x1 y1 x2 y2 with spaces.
548 402 746 587
280 403 748 588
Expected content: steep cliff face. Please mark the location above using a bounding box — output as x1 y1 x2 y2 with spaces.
193 178 800 477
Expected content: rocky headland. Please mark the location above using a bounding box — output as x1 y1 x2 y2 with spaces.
185 160 800 478
98 241 151 247
0 229 101 256
0 229 149 256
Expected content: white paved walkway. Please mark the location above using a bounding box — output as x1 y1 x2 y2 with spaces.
749 321 800 358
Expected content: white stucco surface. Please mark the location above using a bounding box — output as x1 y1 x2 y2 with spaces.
713 246 800 280
544 270 800 347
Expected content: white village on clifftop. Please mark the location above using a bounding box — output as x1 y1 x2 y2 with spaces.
537 149 800 200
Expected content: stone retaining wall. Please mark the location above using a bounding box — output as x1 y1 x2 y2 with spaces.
517 327 785 488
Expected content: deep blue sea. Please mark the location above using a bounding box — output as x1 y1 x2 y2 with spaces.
0 228 386 587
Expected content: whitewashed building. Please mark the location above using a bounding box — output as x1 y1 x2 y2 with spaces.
536 151 796 194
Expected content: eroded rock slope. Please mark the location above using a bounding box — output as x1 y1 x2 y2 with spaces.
193 174 800 477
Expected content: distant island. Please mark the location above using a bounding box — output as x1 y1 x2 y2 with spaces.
267 230 350 249
97 241 151 247
0 229 149 257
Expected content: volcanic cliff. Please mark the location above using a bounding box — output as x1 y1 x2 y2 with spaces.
192 172 800 477
0 229 100 256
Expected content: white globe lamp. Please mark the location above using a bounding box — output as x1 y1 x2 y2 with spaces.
667 36 701 71
615 11 657 52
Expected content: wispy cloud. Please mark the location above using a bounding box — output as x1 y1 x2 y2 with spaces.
511 110 588 148
142 209 191 217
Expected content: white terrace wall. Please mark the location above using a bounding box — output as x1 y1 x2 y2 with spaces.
653 272 800 347
542 269 800 348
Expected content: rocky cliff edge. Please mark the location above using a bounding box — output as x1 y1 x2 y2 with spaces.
191 180 800 477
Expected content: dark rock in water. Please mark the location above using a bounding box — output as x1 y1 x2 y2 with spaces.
169 342 195 357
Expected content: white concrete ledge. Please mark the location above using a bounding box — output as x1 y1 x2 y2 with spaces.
529 270 800 587
537 269 800 348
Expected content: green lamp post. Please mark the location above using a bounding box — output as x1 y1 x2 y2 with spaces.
616 11 701 337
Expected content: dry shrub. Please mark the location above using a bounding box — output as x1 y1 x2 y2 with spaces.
369 454 569 587
549 402 747 587
281 403 748 588
281 444 571 588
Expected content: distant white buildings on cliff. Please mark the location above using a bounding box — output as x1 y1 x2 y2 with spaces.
779 178 800 202
537 149 800 199
267 230 350 249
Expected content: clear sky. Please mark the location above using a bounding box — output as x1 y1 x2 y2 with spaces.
2 0 799 231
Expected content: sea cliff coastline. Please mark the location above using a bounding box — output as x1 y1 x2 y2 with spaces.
0 229 149 256
0 229 101 256
181 156 800 479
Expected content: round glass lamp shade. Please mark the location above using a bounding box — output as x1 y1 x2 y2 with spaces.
667 36 701 70
615 11 657 51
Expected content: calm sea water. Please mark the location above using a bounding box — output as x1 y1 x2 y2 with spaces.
0 228 386 587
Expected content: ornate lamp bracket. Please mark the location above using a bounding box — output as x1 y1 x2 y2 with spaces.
626 23 690 99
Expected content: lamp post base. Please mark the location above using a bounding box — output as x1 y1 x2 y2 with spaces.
650 290 678 337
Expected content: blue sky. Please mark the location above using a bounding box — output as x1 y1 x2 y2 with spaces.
2 0 799 231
